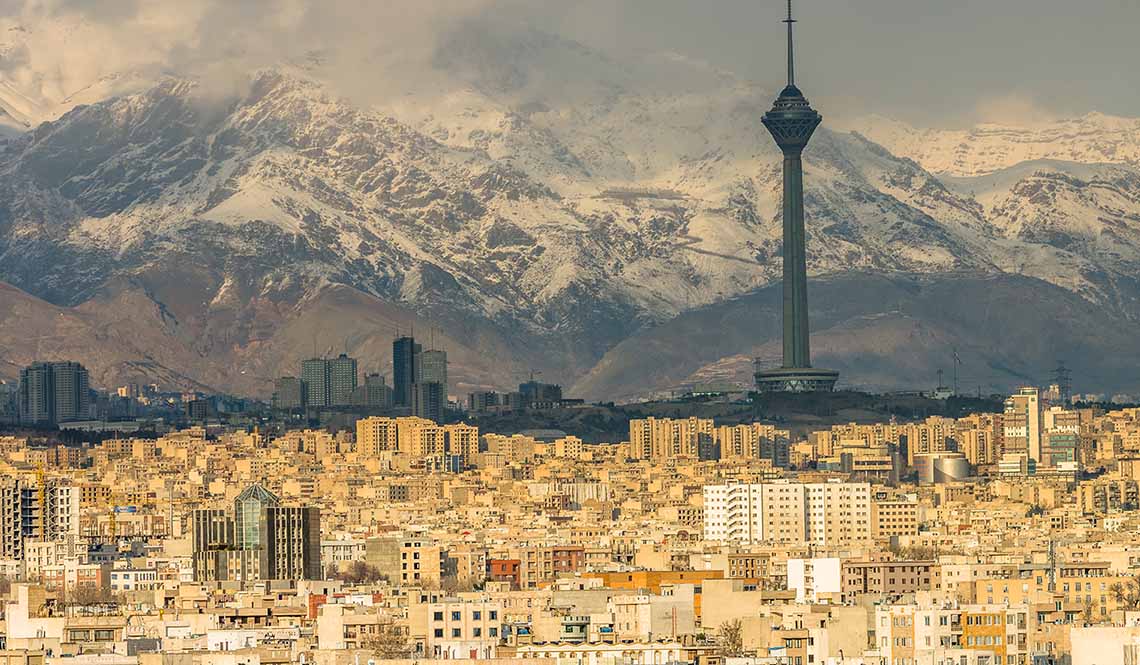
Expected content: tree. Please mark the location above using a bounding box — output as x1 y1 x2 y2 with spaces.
1080 599 1098 625
1110 575 1140 611
66 584 121 607
718 618 745 657
330 560 386 586
364 625 415 659
441 575 479 594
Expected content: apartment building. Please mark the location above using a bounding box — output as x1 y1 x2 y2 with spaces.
444 424 480 468
357 415 399 458
872 498 920 538
628 417 714 461
426 601 502 659
876 603 1030 665
1004 387 1043 461
0 477 80 561
507 545 585 589
703 481 872 546
841 559 935 604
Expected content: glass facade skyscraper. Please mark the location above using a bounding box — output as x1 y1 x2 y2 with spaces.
393 336 420 408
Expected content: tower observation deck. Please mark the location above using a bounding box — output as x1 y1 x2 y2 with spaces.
754 0 839 393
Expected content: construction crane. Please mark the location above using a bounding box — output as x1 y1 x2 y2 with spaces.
36 462 46 540
106 489 127 543
108 495 116 543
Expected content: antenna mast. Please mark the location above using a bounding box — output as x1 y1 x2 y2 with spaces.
783 0 797 87
953 348 961 396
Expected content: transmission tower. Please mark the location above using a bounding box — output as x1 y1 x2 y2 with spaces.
1052 361 1073 404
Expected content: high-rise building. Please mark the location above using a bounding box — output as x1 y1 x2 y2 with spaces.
753 3 838 393
393 336 421 408
301 359 330 408
352 373 393 409
191 484 320 585
261 505 321 581
1003 387 1043 461
327 354 358 406
467 392 501 413
0 477 80 560
444 423 480 468
272 376 306 411
191 509 232 582
703 481 872 546
628 417 715 461
18 361 91 426
413 381 445 423
0 479 22 560
519 380 562 406
1042 404 1080 469
234 484 278 551
356 416 398 456
418 349 448 397
714 423 792 466
301 355 358 408
0 381 17 425
396 417 446 459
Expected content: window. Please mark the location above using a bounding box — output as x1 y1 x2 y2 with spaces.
434 629 444 638
490 610 498 620
452 628 461 638
474 628 482 637
434 612 444 621
452 611 462 621
94 629 115 641
473 611 482 620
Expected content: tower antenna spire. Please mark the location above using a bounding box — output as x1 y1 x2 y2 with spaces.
784 0 796 87
756 0 837 394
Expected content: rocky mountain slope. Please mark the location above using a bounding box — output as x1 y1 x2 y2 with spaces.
575 272 1140 401
0 24 1139 400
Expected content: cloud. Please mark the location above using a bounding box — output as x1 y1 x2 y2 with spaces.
972 93 1060 127
0 0 496 114
0 0 1136 126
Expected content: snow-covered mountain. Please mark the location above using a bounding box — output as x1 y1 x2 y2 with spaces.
1 22 1140 399
845 113 1140 178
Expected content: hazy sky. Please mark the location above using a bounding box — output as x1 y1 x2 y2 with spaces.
534 0 1140 126
1 0 1137 127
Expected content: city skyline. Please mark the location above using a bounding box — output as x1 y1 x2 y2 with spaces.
0 3 1137 663
0 376 1131 663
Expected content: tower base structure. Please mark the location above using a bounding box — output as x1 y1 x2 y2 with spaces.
755 366 838 393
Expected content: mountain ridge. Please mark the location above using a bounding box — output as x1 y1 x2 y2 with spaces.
0 44 1138 399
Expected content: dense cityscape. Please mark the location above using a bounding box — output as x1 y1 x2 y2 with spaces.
0 333 1137 664
0 0 1137 664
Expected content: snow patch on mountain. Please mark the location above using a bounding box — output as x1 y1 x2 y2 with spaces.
842 113 1140 178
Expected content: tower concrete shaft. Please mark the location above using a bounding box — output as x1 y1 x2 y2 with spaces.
781 150 810 368
754 0 837 393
